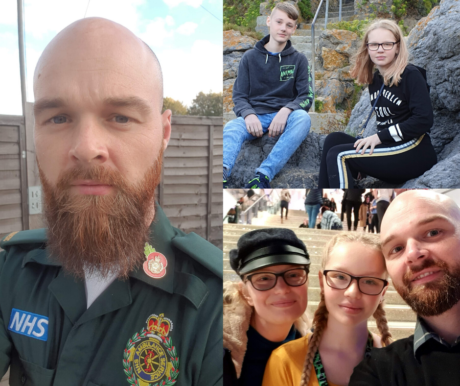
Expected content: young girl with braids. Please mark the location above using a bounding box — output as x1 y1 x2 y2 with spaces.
262 232 391 386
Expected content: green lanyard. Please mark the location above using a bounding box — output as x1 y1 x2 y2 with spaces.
313 332 374 386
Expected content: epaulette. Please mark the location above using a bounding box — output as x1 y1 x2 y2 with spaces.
172 233 223 279
0 228 47 249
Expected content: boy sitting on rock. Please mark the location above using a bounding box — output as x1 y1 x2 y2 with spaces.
223 2 313 189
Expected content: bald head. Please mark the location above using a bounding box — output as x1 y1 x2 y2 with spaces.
34 17 163 109
382 191 460 235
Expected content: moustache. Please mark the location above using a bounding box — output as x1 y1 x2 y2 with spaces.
402 257 447 288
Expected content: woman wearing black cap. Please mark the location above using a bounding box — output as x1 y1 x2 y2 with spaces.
223 228 311 386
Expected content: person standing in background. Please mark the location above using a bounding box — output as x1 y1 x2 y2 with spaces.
330 198 337 213
345 189 365 231
341 190 348 223
305 189 323 229
359 195 372 232
280 189 291 222
369 197 379 234
376 189 394 230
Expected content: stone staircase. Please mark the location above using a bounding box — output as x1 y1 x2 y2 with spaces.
291 3 357 130
223 212 417 341
291 3 356 61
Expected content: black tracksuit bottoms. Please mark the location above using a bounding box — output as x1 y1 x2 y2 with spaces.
318 132 437 188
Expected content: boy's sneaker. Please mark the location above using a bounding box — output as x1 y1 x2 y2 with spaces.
223 179 229 189
245 172 270 189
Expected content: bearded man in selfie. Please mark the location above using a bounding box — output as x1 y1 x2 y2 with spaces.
350 190 460 386
0 18 222 386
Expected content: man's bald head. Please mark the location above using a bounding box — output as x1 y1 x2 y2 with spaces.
381 190 460 237
34 17 163 109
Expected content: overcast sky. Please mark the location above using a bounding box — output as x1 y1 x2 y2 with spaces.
0 0 223 115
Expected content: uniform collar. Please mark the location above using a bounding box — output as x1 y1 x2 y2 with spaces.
21 204 208 310
22 203 176 293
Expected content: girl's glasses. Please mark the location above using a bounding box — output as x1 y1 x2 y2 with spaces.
367 41 399 51
323 270 388 295
245 267 309 291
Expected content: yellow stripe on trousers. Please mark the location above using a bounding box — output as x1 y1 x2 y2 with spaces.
341 134 425 188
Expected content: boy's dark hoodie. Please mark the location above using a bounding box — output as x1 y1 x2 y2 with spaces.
232 35 314 118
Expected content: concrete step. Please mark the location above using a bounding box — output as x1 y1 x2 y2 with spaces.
291 36 319 45
224 232 333 244
224 244 326 256
294 27 324 37
293 43 313 52
316 15 355 24
315 10 356 18
224 221 347 234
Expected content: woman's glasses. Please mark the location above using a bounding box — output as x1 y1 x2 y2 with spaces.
367 41 399 51
323 270 388 295
245 267 309 291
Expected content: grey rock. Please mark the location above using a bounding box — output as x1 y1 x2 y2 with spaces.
256 16 269 37
346 88 377 137
318 29 360 58
401 154 460 188
227 131 324 188
223 52 243 81
260 2 271 16
223 31 257 54
315 77 354 106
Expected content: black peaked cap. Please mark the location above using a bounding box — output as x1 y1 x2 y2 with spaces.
229 228 310 275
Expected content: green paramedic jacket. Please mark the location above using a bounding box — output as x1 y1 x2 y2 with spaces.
0 205 223 386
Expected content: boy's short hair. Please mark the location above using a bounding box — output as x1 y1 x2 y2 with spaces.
271 2 299 21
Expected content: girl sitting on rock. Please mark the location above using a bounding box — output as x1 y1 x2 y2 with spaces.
262 232 391 386
223 228 311 386
318 19 437 188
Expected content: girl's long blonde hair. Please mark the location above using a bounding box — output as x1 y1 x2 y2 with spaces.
350 19 409 87
299 232 392 386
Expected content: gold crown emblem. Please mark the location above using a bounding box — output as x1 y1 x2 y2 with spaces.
147 314 172 337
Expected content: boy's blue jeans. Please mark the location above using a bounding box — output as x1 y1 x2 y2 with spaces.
223 109 311 181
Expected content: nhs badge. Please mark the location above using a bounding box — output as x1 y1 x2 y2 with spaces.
8 308 49 342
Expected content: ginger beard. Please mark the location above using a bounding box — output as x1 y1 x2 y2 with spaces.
395 257 460 317
38 149 163 280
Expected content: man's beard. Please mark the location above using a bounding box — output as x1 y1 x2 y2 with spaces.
395 257 460 317
39 151 162 280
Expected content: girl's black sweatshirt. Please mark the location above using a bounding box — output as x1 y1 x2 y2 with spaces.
369 64 433 145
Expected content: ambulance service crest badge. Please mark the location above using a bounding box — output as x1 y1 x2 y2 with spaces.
123 313 180 385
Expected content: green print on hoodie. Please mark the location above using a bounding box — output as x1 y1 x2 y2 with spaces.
280 65 295 81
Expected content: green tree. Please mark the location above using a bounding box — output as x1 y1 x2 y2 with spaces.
187 91 223 116
163 97 188 115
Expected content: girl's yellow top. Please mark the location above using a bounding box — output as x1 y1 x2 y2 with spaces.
262 333 339 386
